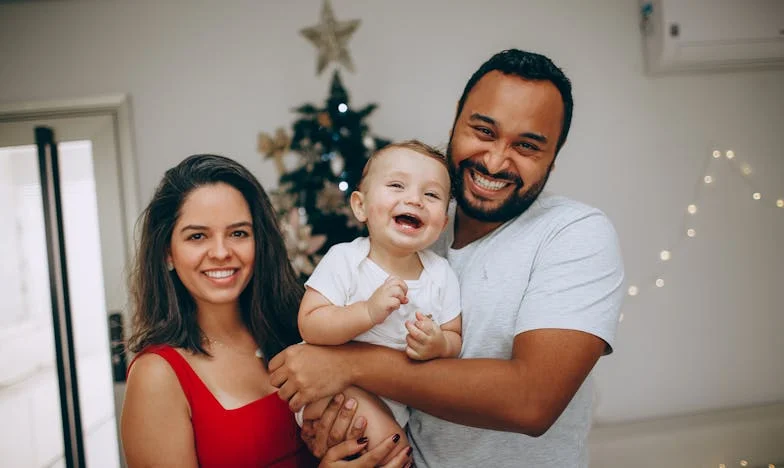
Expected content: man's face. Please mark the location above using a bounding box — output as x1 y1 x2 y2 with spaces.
448 71 564 223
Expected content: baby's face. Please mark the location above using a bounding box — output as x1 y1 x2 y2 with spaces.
354 147 450 255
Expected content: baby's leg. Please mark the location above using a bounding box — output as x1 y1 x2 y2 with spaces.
302 386 408 464
342 386 408 465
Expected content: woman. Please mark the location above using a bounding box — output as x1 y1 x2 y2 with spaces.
121 154 411 467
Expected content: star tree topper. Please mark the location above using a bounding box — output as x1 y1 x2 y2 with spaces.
300 0 360 75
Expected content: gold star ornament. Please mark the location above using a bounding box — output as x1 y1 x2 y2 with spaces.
300 0 360 75
257 127 291 176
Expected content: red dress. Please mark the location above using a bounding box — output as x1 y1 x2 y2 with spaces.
130 345 317 467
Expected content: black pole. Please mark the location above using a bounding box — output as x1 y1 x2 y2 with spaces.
35 126 86 468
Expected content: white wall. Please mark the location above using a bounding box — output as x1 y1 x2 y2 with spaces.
1 0 782 464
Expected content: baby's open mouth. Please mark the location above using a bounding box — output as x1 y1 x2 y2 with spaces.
394 214 423 229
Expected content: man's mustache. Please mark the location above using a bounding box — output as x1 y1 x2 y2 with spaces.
458 159 524 188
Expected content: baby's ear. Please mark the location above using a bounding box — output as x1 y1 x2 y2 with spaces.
349 191 368 223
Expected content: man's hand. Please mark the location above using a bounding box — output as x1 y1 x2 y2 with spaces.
366 276 408 324
404 311 449 360
269 343 353 411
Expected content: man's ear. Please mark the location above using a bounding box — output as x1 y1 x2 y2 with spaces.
349 191 368 223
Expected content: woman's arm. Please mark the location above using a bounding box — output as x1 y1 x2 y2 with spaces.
121 353 198 468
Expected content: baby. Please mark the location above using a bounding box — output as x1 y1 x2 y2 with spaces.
297 140 462 461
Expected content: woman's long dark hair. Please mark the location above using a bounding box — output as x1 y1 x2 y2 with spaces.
127 154 303 360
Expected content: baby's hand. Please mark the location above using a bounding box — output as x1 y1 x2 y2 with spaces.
405 311 448 360
366 276 408 325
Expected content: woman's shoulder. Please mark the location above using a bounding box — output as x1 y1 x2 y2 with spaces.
127 347 182 389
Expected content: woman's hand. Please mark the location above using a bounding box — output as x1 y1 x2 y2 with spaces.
318 433 412 468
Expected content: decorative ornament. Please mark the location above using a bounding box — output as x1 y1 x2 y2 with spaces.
300 0 360 75
317 112 333 129
258 127 291 176
268 182 297 215
279 208 327 277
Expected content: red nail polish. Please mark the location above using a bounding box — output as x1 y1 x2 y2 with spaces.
407 447 413 456
393 433 401 443
357 437 368 444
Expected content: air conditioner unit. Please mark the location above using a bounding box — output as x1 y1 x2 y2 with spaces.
640 0 784 74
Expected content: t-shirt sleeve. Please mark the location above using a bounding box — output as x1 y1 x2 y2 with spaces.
438 264 462 325
515 211 624 354
304 244 354 307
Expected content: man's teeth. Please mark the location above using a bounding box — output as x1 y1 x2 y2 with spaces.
205 269 235 279
472 172 510 191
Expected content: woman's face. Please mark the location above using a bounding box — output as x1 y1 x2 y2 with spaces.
167 183 255 311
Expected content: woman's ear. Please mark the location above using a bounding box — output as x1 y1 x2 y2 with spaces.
350 191 368 223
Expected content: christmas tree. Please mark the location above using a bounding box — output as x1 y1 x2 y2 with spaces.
258 70 390 280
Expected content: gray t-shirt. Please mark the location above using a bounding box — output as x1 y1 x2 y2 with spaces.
408 193 624 467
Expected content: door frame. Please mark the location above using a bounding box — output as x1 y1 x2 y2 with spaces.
0 94 140 265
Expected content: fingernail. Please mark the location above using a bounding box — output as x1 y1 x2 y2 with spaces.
357 436 368 444
354 416 366 428
393 433 400 443
334 393 344 404
345 398 356 409
407 447 412 456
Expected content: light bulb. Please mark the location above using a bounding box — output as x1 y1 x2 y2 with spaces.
726 150 735 159
338 181 349 191
719 464 726 468
776 199 783 208
704 175 713 184
753 192 761 200
687 204 698 214
741 164 752 175
712 150 721 158
337 103 348 113
740 461 748 467
687 228 696 237
628 286 638 296
660 250 671 261
655 278 664 288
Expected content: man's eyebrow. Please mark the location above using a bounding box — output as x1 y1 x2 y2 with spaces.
521 132 548 144
469 113 496 126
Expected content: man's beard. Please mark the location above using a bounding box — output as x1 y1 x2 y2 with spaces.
448 144 552 223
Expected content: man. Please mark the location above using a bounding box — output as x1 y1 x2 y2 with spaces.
270 49 624 467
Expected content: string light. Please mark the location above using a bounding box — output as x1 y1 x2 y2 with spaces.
622 148 782 309
740 461 748 467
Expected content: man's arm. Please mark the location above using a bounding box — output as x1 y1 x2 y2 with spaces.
271 328 604 437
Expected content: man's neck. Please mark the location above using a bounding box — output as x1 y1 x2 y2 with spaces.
452 207 504 249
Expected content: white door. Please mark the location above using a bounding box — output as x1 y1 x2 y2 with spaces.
0 113 132 467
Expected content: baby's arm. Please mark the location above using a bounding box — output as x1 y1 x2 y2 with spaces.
404 311 462 360
298 277 409 345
